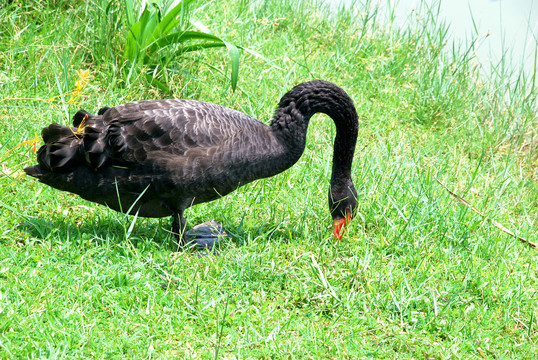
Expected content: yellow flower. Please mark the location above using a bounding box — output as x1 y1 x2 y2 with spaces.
74 69 91 92
68 69 91 105
10 133 42 155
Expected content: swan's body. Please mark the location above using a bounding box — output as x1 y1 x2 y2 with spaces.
24 80 359 248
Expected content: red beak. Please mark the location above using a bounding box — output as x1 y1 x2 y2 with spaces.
332 210 352 240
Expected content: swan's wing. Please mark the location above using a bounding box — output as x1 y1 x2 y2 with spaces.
98 99 263 166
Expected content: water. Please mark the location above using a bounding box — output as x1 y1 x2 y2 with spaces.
327 0 538 80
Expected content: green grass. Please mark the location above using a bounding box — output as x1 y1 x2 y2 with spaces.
1 0 537 358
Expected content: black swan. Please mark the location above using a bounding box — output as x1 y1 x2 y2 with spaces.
24 80 358 249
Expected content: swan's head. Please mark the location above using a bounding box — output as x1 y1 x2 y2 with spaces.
329 182 358 240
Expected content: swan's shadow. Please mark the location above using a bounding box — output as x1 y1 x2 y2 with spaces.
19 213 294 251
20 214 177 250
21 212 296 251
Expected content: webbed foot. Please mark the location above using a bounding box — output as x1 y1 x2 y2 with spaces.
184 220 228 252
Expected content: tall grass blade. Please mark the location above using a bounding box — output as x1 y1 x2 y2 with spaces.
123 0 136 28
225 41 240 90
157 0 195 36
126 209 140 239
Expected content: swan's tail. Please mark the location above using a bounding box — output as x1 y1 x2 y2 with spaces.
24 109 108 178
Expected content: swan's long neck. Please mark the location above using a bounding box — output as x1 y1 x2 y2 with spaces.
269 80 358 182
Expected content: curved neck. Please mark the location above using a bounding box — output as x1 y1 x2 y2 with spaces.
269 80 358 183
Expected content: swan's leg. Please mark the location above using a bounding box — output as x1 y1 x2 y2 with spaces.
171 213 227 251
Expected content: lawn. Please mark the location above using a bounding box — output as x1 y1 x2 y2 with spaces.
0 0 537 358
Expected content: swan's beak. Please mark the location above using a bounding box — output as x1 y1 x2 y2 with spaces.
332 210 352 240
